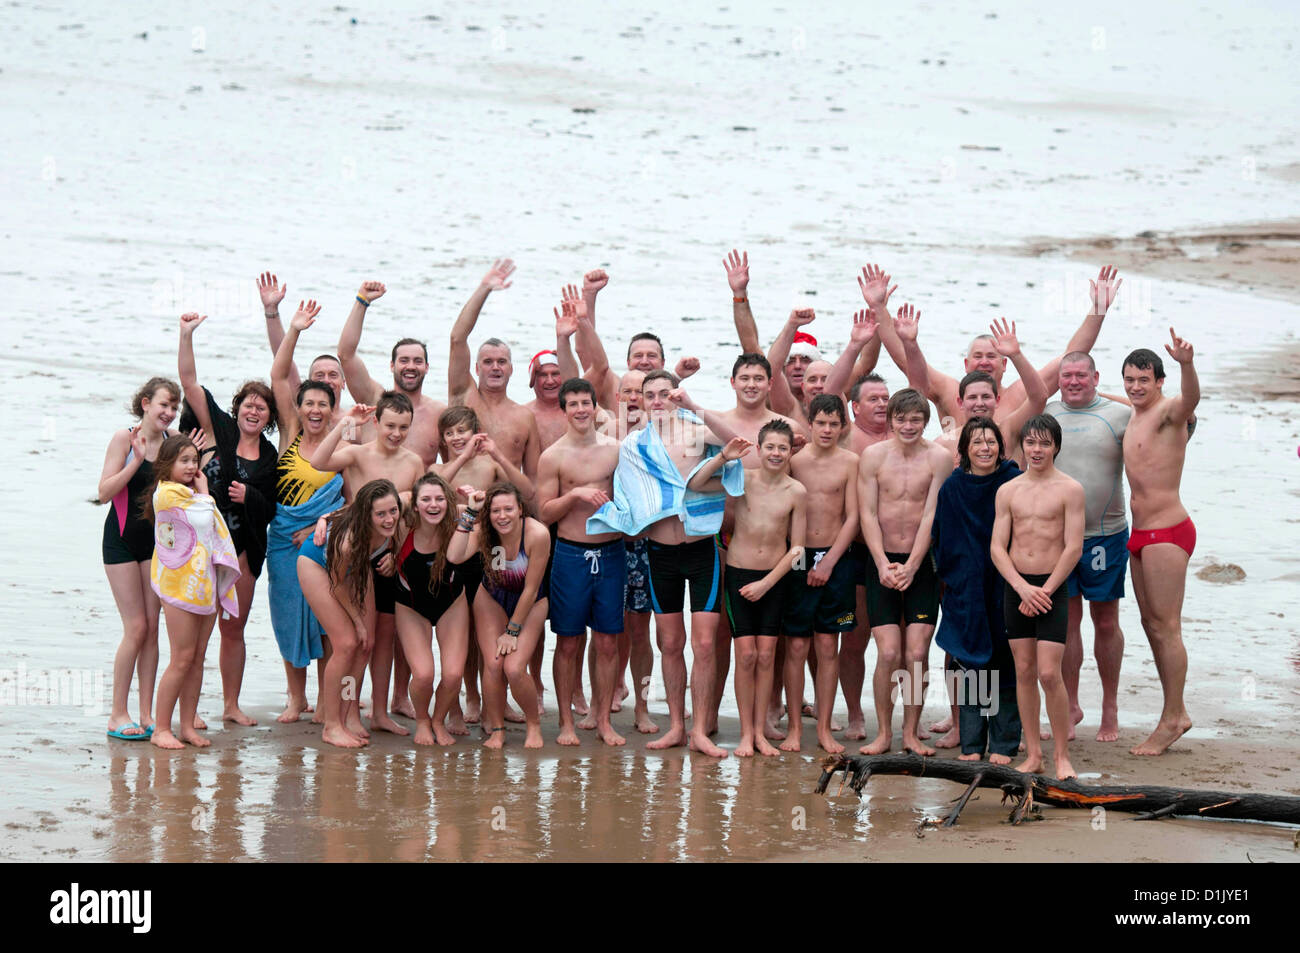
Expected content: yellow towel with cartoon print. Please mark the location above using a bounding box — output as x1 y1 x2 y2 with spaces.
150 481 241 616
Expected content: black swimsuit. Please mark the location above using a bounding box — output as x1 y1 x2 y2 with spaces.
394 535 468 625
102 456 155 565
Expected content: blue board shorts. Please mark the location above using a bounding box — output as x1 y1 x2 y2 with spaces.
549 537 627 636
1067 529 1128 602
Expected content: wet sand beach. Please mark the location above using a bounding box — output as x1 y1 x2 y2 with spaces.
2 3 1299 862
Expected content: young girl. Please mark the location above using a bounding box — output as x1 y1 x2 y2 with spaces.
448 482 550 749
147 435 241 749
393 474 472 746
100 378 182 740
298 479 402 749
267 300 346 724
178 311 280 727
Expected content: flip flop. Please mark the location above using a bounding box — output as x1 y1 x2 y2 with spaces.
107 722 149 741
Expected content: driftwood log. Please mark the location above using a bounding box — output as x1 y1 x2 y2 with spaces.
816 754 1300 827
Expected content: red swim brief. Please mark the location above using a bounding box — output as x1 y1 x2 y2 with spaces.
1126 517 1196 558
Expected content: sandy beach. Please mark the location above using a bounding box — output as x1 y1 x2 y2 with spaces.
1 2 1298 863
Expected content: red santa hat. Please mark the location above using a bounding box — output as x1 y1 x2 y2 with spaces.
787 331 821 362
528 350 559 385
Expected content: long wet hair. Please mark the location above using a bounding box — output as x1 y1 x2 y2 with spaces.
477 481 527 589
326 479 399 610
140 434 200 521
408 472 458 594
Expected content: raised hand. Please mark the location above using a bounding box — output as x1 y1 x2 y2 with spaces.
258 272 287 312
988 317 1020 357
291 299 321 333
347 403 375 424
857 264 897 312
723 249 750 294
1165 327 1194 364
561 283 588 319
461 486 486 509
179 312 207 336
674 356 700 380
789 307 816 327
721 436 753 461
1089 265 1122 316
554 301 578 340
849 308 879 344
480 258 516 291
129 426 147 461
893 303 921 342
185 427 207 453
667 388 694 410
358 280 386 303
582 269 608 297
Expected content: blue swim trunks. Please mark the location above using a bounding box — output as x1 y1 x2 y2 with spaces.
549 537 627 637
1067 529 1128 602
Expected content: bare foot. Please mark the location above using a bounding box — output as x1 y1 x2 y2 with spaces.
916 726 932 740
504 704 525 724
957 752 982 761
817 732 845 754
612 684 628 713
989 753 1012 765
433 723 457 746
735 738 755 757
323 725 366 748
763 714 786 741
150 729 184 750
779 733 802 753
690 733 729 758
223 707 257 727
413 723 436 746
557 727 581 746
578 711 597 731
1097 707 1120 743
599 726 626 747
859 731 892 755
179 727 211 748
801 701 814 717
1015 755 1044 774
276 700 310 724
524 724 544 749
1130 715 1192 756
345 716 370 740
635 712 659 734
829 716 844 731
463 699 481 724
370 714 410 736
311 710 324 725
447 714 470 736
192 716 208 731
902 735 936 756
755 736 781 757
928 716 953 733
483 728 505 750
1055 756 1078 780
391 697 418 719
571 693 589 717
933 726 961 749
646 725 687 750
843 717 868 741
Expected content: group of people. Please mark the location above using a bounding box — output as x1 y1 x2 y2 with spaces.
98 253 1200 778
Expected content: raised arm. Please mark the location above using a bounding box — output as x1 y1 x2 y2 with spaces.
310 405 371 473
725 249 761 353
892 303 950 409
669 389 741 446
767 309 815 415
450 259 515 405
685 438 752 490
857 263 906 368
553 292 582 381
98 428 144 503
1164 328 1200 421
337 280 387 404
989 318 1048 441
1034 265 1122 393
823 309 879 399
446 487 484 563
272 299 321 441
258 272 300 391
177 312 215 437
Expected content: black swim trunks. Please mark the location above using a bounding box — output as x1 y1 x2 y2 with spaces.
724 567 787 637
783 547 856 638
1003 571 1067 644
646 537 721 615
864 549 940 628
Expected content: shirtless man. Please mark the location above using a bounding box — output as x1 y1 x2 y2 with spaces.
769 308 881 430
525 288 587 450
897 309 1048 457
690 421 806 757
594 370 742 758
537 379 626 747
857 389 951 756
1047 351 1133 742
448 259 541 480
990 414 1085 779
785 395 859 753
841 372 891 740
1121 333 1199 756
310 391 426 738
336 280 447 470
865 263 1120 427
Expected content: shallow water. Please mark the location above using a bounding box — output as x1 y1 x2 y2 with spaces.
1 1 1299 861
